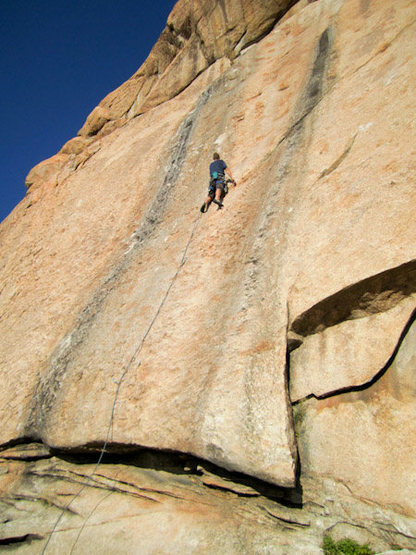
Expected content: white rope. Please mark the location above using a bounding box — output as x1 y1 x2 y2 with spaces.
42 211 202 553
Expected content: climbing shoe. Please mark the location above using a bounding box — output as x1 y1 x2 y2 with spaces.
212 199 223 209
200 203 208 213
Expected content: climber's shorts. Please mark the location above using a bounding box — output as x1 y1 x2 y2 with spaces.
208 178 225 197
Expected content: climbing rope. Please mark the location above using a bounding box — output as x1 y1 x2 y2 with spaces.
42 211 202 554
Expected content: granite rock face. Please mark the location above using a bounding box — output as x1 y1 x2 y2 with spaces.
1 0 416 551
294 315 416 520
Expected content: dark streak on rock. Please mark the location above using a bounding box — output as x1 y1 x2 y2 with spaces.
218 0 229 25
25 468 159 504
261 505 310 527
319 133 357 179
299 26 333 123
268 26 335 188
94 473 185 500
24 87 213 439
0 534 43 546
305 28 331 112
360 0 370 14
241 27 335 310
201 482 261 497
1 494 79 515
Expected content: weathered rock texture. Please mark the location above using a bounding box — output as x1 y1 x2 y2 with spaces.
1 0 416 552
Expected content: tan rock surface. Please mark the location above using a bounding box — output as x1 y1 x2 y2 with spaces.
294 314 416 517
1 0 416 551
290 292 416 401
60 136 92 156
24 153 69 189
1 444 413 553
77 106 111 137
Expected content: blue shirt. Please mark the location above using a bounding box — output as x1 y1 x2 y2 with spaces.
209 159 227 177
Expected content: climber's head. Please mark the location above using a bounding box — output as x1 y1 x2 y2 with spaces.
213 152 220 160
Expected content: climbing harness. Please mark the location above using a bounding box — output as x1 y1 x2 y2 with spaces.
200 178 234 213
42 211 202 554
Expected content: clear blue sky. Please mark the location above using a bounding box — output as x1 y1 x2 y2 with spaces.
0 0 175 223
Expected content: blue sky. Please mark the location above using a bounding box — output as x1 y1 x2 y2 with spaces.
0 0 175 222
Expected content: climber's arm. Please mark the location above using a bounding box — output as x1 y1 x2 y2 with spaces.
225 166 236 185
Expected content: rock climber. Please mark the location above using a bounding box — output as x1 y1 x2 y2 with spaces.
200 152 236 213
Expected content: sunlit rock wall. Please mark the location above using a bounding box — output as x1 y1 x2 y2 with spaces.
1 0 416 551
